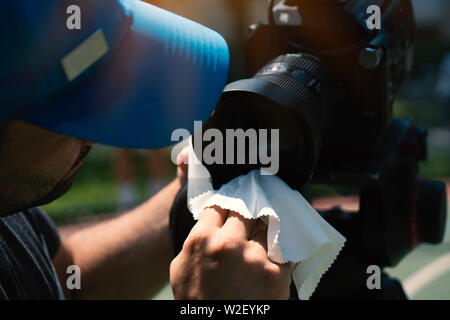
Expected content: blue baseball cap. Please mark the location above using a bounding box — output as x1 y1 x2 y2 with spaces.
0 0 229 149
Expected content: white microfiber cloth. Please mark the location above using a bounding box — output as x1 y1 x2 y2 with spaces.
185 139 346 300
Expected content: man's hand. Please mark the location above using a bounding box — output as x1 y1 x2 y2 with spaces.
176 147 189 185
169 206 292 300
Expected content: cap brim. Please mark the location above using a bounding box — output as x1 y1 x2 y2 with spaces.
22 0 229 149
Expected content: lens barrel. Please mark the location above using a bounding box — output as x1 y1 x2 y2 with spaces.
197 53 337 189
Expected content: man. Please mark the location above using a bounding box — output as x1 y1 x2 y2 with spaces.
0 0 292 299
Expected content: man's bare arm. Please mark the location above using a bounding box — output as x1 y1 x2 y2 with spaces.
52 178 182 299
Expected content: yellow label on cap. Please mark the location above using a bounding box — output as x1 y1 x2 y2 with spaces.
61 29 109 82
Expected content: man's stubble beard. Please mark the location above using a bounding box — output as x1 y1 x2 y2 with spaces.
0 145 92 216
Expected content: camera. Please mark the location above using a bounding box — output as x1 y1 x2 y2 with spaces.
201 0 416 189
171 0 447 298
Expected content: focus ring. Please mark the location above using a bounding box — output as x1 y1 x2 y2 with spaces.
254 53 335 107
259 54 332 81
258 72 317 106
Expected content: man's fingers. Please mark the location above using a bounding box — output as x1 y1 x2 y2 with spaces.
176 147 189 169
251 219 268 237
197 205 229 228
176 146 190 164
184 206 228 252
249 226 268 251
250 228 294 281
176 147 190 183
220 211 258 240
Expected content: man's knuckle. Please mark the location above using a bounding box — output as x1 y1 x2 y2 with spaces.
264 263 284 281
209 236 244 257
243 246 267 267
272 264 293 289
183 232 210 251
169 256 178 271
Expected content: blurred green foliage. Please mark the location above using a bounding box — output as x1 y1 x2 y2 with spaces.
43 147 176 225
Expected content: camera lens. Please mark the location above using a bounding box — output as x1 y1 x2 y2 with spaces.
198 53 337 189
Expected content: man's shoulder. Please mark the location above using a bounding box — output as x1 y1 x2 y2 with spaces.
1 206 60 258
1 207 46 223
0 207 63 300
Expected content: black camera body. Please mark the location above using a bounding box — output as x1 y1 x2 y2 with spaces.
201 0 415 189
246 0 415 158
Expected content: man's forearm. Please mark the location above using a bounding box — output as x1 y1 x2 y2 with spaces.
56 178 182 299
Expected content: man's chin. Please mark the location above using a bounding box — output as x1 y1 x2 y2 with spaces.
0 145 91 217
0 176 75 217
30 176 75 208
27 145 91 209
